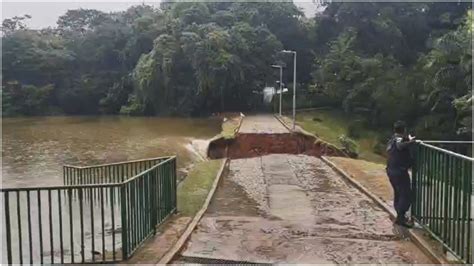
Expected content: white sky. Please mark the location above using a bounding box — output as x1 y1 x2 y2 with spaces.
2 1 322 29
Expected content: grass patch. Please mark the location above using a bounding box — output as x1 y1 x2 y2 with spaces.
220 117 241 139
328 156 391 201
294 110 386 164
177 159 223 216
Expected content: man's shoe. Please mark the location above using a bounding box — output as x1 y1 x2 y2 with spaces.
394 219 414 228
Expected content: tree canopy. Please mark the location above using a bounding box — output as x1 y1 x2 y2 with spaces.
2 1 472 140
311 1 472 139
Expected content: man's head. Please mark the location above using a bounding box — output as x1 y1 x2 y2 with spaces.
393 120 407 134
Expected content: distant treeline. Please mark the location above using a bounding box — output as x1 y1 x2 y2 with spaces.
2 1 472 140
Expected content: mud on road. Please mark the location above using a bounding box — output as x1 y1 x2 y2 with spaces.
179 154 432 264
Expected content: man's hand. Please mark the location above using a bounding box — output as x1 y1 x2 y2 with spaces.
408 134 416 141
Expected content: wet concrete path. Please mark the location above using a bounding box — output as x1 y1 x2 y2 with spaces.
179 154 431 263
238 115 289 134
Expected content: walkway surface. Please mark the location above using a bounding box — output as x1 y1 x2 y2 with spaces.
179 154 431 263
238 115 288 134
177 115 431 263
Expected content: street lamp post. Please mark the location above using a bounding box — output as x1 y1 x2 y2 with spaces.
271 64 283 116
282 50 296 131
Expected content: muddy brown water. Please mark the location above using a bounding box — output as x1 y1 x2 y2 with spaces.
2 116 221 188
1 116 221 264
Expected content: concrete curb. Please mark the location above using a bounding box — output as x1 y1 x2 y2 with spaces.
321 156 448 265
273 114 297 134
157 159 229 264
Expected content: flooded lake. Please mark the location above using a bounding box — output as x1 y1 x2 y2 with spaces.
2 116 221 187
1 116 221 264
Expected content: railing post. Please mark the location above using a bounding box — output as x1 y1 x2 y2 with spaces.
120 184 128 260
171 157 178 214
462 160 470 262
467 160 472 263
412 144 418 218
4 192 12 264
442 153 449 246
152 170 157 235
173 157 177 213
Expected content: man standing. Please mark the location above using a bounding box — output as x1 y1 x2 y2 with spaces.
386 121 416 228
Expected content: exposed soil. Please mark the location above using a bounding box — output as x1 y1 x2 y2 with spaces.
208 115 347 160
208 133 346 159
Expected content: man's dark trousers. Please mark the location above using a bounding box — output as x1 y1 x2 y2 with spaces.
386 168 412 219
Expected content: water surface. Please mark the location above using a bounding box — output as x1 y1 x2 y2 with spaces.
2 116 221 187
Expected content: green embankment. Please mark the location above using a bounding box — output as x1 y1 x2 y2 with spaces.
177 116 236 216
295 110 386 164
220 117 242 139
177 159 223 216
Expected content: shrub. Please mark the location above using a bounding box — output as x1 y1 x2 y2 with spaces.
119 95 145 115
338 135 359 158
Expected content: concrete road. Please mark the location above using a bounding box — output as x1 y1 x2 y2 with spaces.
239 115 289 134
180 154 432 263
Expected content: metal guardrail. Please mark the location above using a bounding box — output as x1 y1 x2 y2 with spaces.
63 157 170 185
1 156 177 264
412 142 472 263
423 140 473 157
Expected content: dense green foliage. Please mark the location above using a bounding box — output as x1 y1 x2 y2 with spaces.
311 2 472 140
2 1 472 140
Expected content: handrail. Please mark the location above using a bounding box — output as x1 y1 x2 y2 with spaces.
0 182 121 192
1 156 177 264
63 156 173 169
1 156 177 191
122 156 176 185
418 141 474 161
423 140 473 144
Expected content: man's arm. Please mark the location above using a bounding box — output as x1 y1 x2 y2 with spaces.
395 137 416 150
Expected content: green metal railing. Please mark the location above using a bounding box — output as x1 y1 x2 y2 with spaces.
423 140 473 157
1 156 177 264
63 157 169 185
120 156 177 257
413 142 472 263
